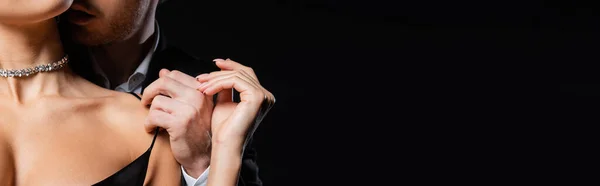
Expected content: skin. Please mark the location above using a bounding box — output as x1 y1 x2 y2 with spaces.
64 0 276 184
0 0 180 185
0 0 72 24
65 0 220 178
64 0 214 177
196 59 276 186
66 0 156 85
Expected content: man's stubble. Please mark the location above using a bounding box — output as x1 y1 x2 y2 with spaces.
70 1 147 46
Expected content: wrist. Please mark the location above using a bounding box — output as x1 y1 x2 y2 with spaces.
212 134 245 148
207 144 243 186
181 154 211 178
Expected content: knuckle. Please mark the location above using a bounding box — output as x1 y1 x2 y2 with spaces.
152 95 169 105
181 93 205 108
254 92 266 102
168 70 183 78
147 110 160 122
151 96 162 105
147 81 160 92
179 85 195 95
245 66 254 72
156 77 168 89
181 105 198 123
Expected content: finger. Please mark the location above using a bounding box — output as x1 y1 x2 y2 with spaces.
159 68 170 77
213 58 259 80
149 95 177 114
140 76 192 106
199 76 264 105
197 71 240 103
197 70 259 89
224 58 261 84
146 95 199 133
145 109 175 133
196 69 258 87
195 70 236 82
166 70 202 89
198 72 260 94
198 70 272 105
212 58 243 71
203 77 263 128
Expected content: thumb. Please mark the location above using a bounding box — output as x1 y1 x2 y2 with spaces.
227 102 262 139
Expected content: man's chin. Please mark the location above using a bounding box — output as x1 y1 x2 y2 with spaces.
67 27 106 46
71 32 107 46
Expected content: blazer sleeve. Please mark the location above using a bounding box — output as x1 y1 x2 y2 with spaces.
238 138 262 186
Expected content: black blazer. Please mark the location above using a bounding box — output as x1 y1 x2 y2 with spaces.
63 27 263 186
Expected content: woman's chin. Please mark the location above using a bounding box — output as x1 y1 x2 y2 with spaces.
48 0 75 20
0 0 73 24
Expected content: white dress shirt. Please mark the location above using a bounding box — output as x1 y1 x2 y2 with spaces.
90 21 209 186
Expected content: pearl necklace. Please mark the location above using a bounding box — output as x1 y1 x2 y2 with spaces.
0 54 69 78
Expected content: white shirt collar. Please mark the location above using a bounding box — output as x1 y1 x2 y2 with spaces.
90 21 160 94
132 20 160 81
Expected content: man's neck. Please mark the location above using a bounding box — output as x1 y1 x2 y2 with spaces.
90 20 156 88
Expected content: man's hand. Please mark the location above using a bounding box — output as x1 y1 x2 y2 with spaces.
141 69 213 178
196 59 275 145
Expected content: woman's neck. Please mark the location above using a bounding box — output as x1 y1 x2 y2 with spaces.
0 20 70 103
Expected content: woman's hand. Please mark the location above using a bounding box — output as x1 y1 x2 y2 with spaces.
196 58 275 146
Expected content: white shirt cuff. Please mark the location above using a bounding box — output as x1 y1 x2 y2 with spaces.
182 166 210 186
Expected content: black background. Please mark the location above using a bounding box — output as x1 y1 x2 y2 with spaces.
155 1 569 185
157 1 401 185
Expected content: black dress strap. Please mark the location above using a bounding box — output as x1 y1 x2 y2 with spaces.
129 92 142 100
128 91 159 149
148 127 159 151
92 92 160 186
128 91 159 150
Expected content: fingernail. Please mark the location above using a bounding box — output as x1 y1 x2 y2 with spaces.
213 58 224 63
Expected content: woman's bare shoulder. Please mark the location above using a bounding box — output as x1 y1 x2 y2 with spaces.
144 130 182 185
100 91 149 132
106 93 182 185
104 91 148 112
